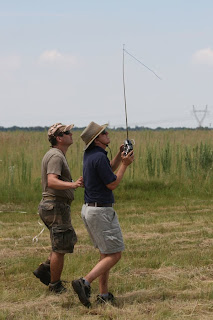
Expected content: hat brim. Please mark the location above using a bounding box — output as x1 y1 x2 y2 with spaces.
63 124 74 132
84 123 108 150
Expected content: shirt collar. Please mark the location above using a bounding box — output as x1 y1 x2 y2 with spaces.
91 146 108 155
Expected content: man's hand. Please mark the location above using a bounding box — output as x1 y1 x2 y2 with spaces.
121 150 134 166
47 174 84 190
72 176 84 189
119 144 124 154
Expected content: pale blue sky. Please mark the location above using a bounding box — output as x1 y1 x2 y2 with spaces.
1 0 213 128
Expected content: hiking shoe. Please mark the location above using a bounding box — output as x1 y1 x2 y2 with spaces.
33 263 51 286
96 292 115 304
72 278 91 308
49 280 67 294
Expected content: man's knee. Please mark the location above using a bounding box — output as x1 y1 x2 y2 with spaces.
101 251 122 263
52 251 65 256
112 251 122 262
117 251 122 260
51 251 65 260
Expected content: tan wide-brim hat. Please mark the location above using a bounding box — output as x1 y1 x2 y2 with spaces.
80 121 108 150
48 123 74 138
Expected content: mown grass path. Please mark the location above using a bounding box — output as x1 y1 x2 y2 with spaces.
1 199 213 319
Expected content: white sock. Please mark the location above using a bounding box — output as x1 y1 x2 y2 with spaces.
83 278 90 286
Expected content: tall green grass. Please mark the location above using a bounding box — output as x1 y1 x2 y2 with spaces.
1 129 213 204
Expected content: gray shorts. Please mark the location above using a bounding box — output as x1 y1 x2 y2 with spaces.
38 200 77 254
81 204 125 254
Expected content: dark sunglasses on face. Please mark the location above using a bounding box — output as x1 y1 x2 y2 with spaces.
100 129 107 135
63 130 72 135
57 130 71 137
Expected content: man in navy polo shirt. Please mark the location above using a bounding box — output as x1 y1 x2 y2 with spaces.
72 121 134 307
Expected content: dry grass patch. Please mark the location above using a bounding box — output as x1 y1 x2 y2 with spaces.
2 200 213 319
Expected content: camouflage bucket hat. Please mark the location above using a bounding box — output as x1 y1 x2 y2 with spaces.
80 121 108 150
48 123 74 138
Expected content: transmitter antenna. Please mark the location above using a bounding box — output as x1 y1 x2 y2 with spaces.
123 44 129 139
122 45 161 156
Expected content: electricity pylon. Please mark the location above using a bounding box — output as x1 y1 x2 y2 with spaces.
192 105 208 128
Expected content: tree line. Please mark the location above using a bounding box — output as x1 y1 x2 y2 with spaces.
0 126 211 132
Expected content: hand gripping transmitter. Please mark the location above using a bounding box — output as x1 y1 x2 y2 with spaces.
123 139 134 156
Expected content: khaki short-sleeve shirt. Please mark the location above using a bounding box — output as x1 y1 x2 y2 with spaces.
41 148 74 201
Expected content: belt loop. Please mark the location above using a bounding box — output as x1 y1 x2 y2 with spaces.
95 202 97 207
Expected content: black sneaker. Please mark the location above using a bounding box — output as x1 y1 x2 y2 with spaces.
96 292 115 304
49 280 67 294
72 278 91 308
33 263 51 286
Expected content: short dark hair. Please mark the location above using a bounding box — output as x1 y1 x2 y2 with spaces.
48 135 57 147
48 129 63 147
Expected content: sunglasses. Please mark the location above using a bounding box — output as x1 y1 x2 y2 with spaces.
63 130 72 135
57 130 71 137
100 129 107 135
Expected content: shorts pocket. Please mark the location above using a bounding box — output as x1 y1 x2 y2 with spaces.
39 201 54 211
102 227 124 252
38 201 56 228
51 225 77 253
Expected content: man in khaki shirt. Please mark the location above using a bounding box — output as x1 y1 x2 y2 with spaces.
33 123 83 294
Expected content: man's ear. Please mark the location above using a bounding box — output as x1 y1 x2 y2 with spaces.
56 136 62 143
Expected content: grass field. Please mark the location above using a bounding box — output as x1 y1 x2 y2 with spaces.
1 129 213 319
1 198 213 319
2 129 213 204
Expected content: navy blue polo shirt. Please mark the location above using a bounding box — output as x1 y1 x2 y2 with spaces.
83 146 117 204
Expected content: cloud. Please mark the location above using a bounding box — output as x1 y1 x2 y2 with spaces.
0 55 21 71
38 50 77 67
192 48 213 66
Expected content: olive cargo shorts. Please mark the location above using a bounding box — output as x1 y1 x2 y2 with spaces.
38 200 77 254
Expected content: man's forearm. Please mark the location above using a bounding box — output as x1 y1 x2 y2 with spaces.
48 179 75 190
110 151 122 172
48 174 77 190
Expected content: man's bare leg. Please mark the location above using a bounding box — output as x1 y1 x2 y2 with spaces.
84 252 121 285
99 253 110 294
50 252 65 283
72 252 121 307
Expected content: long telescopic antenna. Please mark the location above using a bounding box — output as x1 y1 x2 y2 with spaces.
123 44 129 140
124 48 162 80
122 45 161 139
